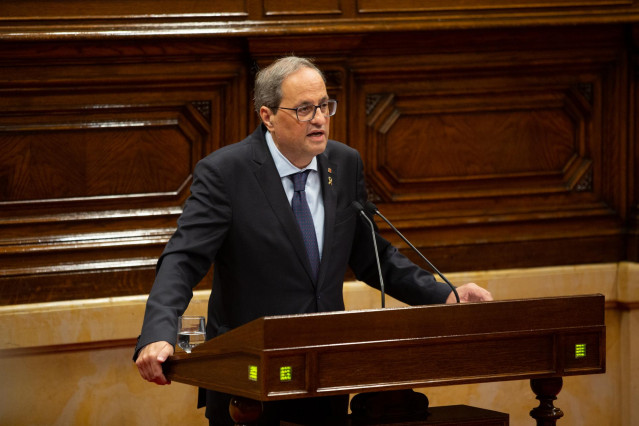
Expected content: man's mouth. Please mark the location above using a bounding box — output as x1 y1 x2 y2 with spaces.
307 130 325 138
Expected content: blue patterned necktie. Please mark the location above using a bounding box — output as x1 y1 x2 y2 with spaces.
288 170 320 281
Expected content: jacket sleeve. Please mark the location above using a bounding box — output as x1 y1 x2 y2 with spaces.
133 157 232 359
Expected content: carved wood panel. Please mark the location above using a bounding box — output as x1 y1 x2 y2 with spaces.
0 39 247 304
347 29 629 270
263 0 342 16
362 87 593 201
1 105 200 202
0 25 636 305
2 0 638 37
0 0 248 20
357 0 633 13
630 25 639 260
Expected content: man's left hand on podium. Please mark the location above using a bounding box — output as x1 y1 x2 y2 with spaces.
446 283 493 304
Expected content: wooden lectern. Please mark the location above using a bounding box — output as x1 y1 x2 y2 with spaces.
164 294 605 425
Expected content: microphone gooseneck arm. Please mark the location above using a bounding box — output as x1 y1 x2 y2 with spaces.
352 201 386 308
365 201 460 304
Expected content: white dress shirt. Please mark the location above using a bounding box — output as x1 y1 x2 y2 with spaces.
265 131 325 259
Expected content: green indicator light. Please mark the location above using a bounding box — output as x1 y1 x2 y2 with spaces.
575 343 587 359
248 365 258 381
280 366 292 382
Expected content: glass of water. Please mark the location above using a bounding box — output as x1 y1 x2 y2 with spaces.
177 316 206 353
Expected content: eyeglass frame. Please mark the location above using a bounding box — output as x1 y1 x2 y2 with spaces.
275 99 338 122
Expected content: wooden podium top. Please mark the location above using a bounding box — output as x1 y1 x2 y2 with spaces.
164 294 605 401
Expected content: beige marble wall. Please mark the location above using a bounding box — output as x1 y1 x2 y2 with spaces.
1 262 637 425
0 296 210 425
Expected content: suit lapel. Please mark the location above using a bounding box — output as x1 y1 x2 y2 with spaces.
250 128 317 285
317 153 337 289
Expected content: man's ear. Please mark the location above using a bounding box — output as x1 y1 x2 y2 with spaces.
260 106 275 130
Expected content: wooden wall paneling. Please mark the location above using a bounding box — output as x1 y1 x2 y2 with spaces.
357 0 633 13
630 24 639 261
263 0 342 16
0 39 248 304
0 24 636 304
2 0 639 41
0 0 249 21
347 28 628 271
599 37 630 224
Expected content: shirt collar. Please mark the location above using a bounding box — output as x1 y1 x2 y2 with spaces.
265 131 318 178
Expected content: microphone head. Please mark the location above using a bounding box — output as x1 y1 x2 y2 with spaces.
351 200 365 212
365 201 379 213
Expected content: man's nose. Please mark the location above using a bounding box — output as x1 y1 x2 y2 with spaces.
310 106 327 124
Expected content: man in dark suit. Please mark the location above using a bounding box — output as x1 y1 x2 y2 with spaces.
134 56 492 425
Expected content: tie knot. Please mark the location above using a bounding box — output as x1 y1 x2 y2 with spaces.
289 170 311 192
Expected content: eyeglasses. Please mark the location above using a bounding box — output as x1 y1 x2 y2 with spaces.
276 99 338 122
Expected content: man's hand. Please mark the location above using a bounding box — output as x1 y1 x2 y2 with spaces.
135 341 174 385
446 282 493 304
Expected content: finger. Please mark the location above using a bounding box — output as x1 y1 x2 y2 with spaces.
157 342 174 363
140 357 169 385
468 285 492 302
136 354 156 382
482 289 494 301
135 342 172 384
136 361 153 382
151 371 170 385
150 344 174 384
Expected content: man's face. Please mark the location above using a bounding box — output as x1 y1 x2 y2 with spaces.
260 67 330 169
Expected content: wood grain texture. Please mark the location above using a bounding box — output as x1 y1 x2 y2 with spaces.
163 295 605 400
0 39 246 304
1 0 638 40
0 15 637 304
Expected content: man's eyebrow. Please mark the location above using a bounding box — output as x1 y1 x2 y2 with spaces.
297 96 329 106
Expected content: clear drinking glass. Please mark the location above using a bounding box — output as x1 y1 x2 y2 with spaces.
177 316 205 353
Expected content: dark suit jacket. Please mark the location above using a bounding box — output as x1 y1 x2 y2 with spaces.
134 125 451 420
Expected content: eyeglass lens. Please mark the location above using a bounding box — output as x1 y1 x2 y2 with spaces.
297 100 337 121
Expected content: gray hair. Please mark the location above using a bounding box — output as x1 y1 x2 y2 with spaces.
254 56 326 115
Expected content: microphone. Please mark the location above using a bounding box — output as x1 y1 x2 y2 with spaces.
351 201 386 308
364 201 460 304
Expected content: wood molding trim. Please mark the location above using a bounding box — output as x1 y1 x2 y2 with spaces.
2 4 639 41
0 338 139 358
0 22 636 305
1 262 637 357
1 297 635 359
